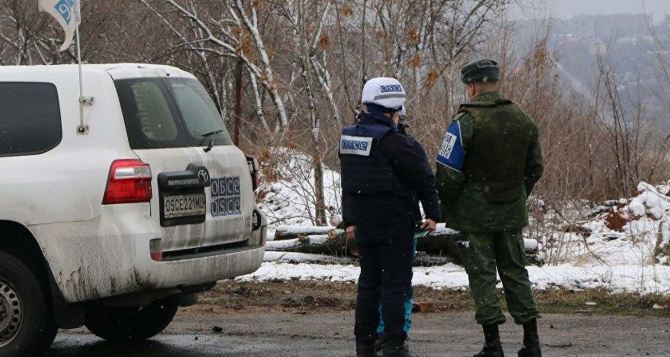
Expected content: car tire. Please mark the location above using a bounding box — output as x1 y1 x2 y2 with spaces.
84 297 178 343
0 251 57 357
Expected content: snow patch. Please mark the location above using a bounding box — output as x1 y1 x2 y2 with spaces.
239 261 670 294
257 148 341 227
541 182 670 267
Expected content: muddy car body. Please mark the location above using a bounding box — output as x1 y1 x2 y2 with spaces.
0 64 266 355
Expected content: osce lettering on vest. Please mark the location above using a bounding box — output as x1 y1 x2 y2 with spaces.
340 135 373 157
436 121 465 171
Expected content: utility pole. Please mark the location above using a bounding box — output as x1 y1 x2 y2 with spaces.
234 59 243 145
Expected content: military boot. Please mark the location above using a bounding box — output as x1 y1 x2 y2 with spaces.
474 324 505 357
382 339 410 357
517 319 542 357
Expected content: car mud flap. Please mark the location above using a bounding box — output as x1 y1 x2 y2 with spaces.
48 269 85 329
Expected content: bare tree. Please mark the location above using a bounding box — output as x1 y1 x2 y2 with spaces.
140 0 289 130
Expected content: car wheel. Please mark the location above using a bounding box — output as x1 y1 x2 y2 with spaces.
84 297 178 343
0 251 57 357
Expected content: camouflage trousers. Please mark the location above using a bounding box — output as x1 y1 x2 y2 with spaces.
461 230 540 325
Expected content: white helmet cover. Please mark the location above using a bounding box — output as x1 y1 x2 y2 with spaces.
361 77 406 110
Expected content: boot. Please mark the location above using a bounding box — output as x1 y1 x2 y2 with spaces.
517 319 542 357
374 335 386 353
356 340 378 357
474 324 505 357
382 339 410 357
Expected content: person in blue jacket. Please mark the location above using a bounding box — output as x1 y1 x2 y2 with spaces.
340 77 441 357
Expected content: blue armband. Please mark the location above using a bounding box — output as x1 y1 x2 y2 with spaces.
436 121 465 171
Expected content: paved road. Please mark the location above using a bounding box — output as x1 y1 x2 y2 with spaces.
48 311 670 356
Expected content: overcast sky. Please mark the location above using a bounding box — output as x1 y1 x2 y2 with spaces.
514 0 669 20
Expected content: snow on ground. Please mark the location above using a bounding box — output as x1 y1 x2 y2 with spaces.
254 151 670 295
257 148 341 228
540 181 670 267
239 261 670 294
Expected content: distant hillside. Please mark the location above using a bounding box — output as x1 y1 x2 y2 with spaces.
515 15 670 130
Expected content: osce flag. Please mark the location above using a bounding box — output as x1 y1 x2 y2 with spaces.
38 0 81 51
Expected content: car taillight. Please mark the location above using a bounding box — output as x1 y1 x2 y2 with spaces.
246 155 259 191
149 239 162 261
103 159 152 204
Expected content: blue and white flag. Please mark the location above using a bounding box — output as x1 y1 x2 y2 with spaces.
38 0 81 51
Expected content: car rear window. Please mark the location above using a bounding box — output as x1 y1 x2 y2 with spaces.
115 77 232 149
0 82 62 157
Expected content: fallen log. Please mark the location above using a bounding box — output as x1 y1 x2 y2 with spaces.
415 230 542 265
416 234 463 265
265 236 455 267
265 224 544 266
274 225 335 240
266 232 354 257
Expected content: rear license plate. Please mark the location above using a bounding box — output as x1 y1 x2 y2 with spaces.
162 194 206 219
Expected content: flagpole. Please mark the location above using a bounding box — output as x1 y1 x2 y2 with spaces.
76 25 86 134
38 0 87 133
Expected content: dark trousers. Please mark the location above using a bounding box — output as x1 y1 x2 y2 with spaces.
354 220 414 344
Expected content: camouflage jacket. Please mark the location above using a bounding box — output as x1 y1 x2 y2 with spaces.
435 92 543 233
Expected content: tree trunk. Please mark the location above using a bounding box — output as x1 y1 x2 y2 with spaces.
313 148 327 226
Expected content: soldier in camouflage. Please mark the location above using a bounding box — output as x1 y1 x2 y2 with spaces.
435 59 544 357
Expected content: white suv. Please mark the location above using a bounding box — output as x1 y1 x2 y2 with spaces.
0 64 266 356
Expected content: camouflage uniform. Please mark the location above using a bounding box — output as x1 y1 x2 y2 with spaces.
436 91 543 326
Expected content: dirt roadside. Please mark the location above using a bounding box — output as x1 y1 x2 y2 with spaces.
188 280 670 316
50 310 670 356
48 281 670 356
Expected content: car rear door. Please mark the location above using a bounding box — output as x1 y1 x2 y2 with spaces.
163 78 255 250
111 69 252 253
